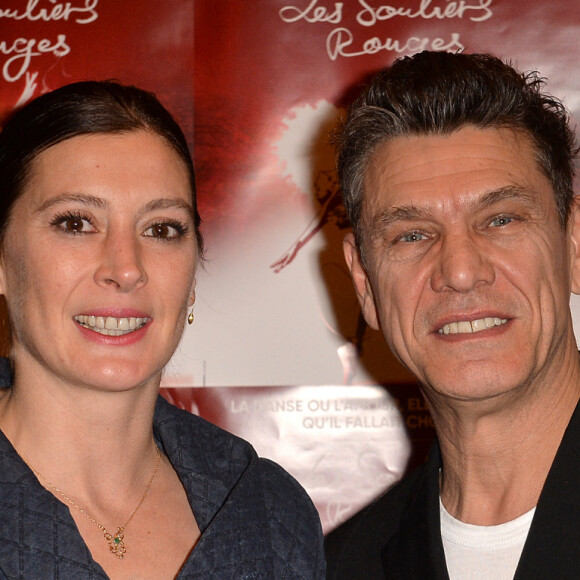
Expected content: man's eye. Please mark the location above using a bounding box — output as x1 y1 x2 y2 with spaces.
399 231 427 243
143 221 187 240
490 216 514 227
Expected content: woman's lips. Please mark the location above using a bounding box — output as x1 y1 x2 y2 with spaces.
74 314 150 337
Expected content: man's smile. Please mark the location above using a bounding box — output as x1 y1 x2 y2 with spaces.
438 317 508 335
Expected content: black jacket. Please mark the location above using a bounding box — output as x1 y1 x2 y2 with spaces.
326 401 580 579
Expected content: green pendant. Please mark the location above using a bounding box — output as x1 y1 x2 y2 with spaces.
104 527 126 559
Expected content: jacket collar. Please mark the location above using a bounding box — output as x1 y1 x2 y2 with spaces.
381 441 449 580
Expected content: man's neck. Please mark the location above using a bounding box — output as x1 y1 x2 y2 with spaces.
433 366 580 526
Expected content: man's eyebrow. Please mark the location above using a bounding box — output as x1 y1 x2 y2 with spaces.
373 205 431 228
477 185 542 209
34 193 108 214
370 185 542 232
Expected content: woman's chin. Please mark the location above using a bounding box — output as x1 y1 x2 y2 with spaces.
72 364 163 394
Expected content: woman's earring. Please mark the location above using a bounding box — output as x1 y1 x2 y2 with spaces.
188 309 194 325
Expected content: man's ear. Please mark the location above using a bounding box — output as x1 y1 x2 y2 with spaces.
343 232 380 330
570 197 580 294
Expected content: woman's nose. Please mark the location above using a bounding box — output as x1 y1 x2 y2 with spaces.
430 232 495 294
94 232 147 291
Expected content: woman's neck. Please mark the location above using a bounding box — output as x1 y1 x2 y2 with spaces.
0 364 161 513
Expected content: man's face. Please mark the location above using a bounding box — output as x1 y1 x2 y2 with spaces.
344 126 580 403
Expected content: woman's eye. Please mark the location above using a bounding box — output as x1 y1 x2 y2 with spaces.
51 214 95 234
144 222 186 240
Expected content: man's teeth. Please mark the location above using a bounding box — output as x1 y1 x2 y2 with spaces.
75 315 148 336
438 317 508 335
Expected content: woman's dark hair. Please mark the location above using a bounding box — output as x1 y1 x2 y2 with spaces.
336 51 578 249
0 80 203 357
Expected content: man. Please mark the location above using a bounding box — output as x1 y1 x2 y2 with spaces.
325 51 580 579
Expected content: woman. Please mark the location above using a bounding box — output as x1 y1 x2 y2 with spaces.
0 82 324 579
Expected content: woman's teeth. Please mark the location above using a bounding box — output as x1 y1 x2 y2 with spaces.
438 317 508 335
74 315 148 336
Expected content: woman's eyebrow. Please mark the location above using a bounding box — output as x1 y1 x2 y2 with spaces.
141 198 194 219
34 193 108 214
34 194 195 220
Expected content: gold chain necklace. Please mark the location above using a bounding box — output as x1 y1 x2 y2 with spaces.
24 444 161 559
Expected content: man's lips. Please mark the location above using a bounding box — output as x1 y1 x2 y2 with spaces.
438 317 508 335
74 315 150 337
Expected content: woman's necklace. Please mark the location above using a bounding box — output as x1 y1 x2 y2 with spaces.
24 444 162 559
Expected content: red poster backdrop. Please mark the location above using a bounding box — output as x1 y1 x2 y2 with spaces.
2 0 580 533
0 0 194 137
3 3 580 383
185 0 580 388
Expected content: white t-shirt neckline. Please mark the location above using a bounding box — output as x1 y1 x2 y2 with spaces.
440 497 535 579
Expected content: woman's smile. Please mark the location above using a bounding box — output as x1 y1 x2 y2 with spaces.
74 315 150 336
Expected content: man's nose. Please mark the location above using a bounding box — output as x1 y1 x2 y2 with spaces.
430 231 494 294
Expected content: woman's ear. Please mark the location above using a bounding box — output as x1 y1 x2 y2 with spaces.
570 197 580 295
343 232 380 330
188 278 196 308
0 255 7 297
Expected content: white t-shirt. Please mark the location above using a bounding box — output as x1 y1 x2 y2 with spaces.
440 498 535 580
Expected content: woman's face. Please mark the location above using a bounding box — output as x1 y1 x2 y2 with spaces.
0 130 198 392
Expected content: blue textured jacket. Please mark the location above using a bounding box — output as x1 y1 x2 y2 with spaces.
0 396 325 579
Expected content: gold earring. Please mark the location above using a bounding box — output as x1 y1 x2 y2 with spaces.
187 309 194 325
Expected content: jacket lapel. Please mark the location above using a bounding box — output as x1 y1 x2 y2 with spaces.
381 443 450 580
